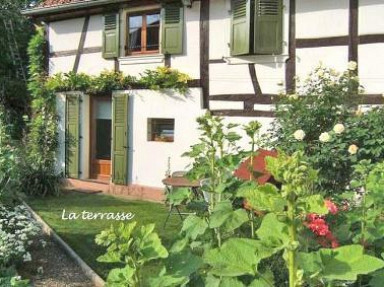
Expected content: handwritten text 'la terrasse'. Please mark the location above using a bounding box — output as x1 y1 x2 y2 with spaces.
61 209 135 220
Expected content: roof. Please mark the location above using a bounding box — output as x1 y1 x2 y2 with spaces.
40 0 83 7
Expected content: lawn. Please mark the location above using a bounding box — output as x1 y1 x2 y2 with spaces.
26 191 182 283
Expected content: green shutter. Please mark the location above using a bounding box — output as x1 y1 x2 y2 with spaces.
254 0 283 54
112 92 128 185
102 13 119 59
65 94 80 179
161 2 184 55
230 0 251 56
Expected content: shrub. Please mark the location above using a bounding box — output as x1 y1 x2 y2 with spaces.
0 204 40 268
265 63 384 193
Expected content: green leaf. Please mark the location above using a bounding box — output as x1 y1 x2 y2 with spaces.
209 201 249 232
167 187 191 205
297 194 328 215
205 275 245 287
165 250 203 278
256 213 289 249
148 274 189 287
237 182 285 213
106 265 135 287
134 224 169 263
204 238 272 276
96 251 121 263
181 215 208 240
299 245 384 281
369 270 384 287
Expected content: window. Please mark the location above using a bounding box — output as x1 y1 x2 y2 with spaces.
230 0 283 56
147 118 175 142
127 11 160 55
102 3 184 59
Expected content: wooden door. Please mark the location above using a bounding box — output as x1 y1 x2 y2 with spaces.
90 97 112 181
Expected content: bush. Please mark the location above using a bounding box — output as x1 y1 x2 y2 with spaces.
265 63 384 193
0 204 40 268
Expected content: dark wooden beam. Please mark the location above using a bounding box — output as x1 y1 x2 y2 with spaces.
361 94 384 105
248 64 262 97
286 0 296 93
211 110 275 118
359 34 384 44
200 0 210 109
187 79 202 88
50 47 102 58
296 36 349 48
349 0 359 63
73 15 90 73
209 94 276 104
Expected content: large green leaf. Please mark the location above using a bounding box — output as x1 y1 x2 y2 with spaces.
148 274 189 287
237 182 285 213
166 250 203 278
249 270 275 287
106 265 135 287
167 187 191 205
204 238 273 276
134 224 169 263
256 213 290 249
181 215 208 240
209 200 249 232
299 245 384 281
297 194 328 215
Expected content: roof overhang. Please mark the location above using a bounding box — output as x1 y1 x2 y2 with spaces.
22 0 130 17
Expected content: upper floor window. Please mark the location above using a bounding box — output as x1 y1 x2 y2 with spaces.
127 11 161 55
102 2 184 60
230 0 283 56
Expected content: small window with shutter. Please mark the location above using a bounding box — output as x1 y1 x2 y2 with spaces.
230 0 283 56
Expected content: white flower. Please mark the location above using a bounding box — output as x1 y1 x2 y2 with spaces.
23 252 32 262
333 123 345 134
348 144 359 155
348 61 357 71
319 132 331 143
293 130 306 141
316 69 325 77
289 94 299 100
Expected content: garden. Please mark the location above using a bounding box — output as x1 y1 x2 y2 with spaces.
2 2 384 286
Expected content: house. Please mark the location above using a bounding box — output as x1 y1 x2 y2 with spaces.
23 0 384 201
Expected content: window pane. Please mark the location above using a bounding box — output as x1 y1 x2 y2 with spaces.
146 13 160 51
96 119 112 160
128 15 142 52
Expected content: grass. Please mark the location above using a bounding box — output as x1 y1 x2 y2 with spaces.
26 191 183 284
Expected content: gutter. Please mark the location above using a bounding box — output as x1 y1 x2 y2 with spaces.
22 0 129 17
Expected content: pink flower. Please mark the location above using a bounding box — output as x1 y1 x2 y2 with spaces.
325 200 338 215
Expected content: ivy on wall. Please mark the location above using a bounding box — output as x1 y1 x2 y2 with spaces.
45 67 192 96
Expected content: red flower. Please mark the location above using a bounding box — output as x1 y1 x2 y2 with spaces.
305 210 339 249
325 199 338 215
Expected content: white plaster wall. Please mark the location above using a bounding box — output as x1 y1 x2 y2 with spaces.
49 18 84 52
296 46 349 80
56 93 66 175
77 53 115 75
170 2 201 79
121 88 204 187
359 0 384 35
359 44 384 94
296 0 349 38
83 15 103 48
49 55 76 75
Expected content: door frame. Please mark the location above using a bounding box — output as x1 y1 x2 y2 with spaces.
89 96 112 181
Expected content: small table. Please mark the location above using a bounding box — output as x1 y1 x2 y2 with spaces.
162 177 201 228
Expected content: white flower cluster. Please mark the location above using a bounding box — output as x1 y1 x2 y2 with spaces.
0 204 40 266
293 123 358 155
